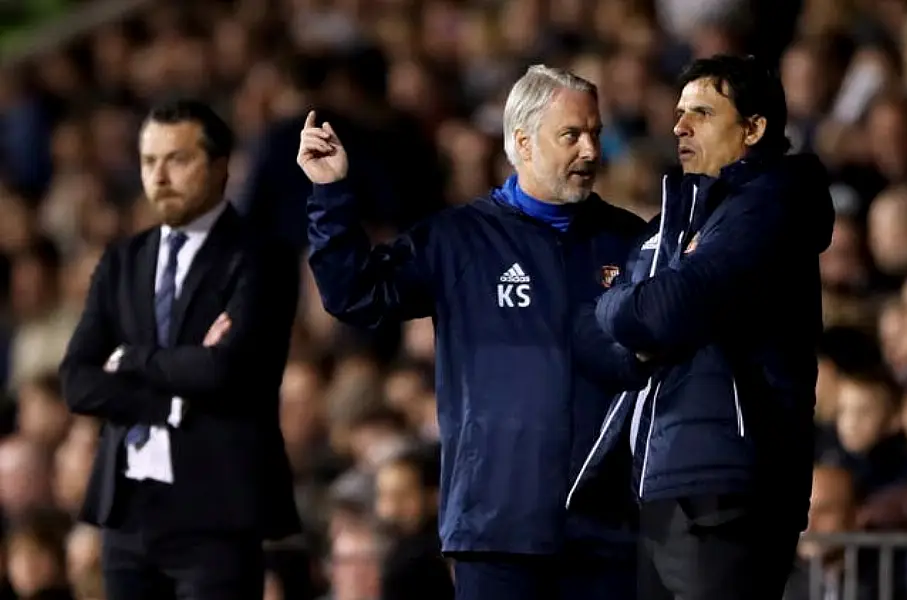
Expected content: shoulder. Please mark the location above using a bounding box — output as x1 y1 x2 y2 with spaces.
406 192 504 240
582 193 648 240
104 228 157 266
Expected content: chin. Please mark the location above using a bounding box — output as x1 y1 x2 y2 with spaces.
568 186 594 203
680 163 700 174
157 209 189 228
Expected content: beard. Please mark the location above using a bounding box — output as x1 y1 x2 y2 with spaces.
532 160 596 204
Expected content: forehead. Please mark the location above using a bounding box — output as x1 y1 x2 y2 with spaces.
676 77 736 112
379 461 420 484
139 120 204 154
838 378 886 400
539 88 600 128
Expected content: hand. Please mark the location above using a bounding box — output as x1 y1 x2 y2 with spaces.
204 312 232 347
297 110 348 184
104 346 125 373
636 352 652 363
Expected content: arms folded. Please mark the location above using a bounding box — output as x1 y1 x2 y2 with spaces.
61 241 299 422
595 188 787 357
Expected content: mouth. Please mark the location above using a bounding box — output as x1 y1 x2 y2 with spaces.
678 147 695 160
569 169 596 182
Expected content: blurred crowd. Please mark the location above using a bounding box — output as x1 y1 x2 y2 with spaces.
3 0 907 598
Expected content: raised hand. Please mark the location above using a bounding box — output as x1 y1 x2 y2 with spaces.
297 110 348 184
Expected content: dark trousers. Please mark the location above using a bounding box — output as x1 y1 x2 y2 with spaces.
452 550 636 600
101 480 264 600
638 497 800 600
102 528 264 600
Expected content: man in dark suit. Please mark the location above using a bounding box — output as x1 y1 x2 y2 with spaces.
59 99 301 600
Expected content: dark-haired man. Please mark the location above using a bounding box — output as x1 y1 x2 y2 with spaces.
570 54 835 599
60 99 300 600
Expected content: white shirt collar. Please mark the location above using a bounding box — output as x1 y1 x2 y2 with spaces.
160 200 228 240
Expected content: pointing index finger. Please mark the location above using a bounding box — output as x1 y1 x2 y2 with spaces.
304 110 316 129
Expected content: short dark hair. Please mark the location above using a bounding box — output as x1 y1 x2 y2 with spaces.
838 362 902 410
348 404 409 433
143 99 234 160
384 442 441 490
16 235 61 273
678 54 790 156
6 507 71 566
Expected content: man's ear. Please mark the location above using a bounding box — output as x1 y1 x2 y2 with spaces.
516 129 532 162
743 115 767 147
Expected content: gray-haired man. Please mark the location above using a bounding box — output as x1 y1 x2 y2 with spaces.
299 65 649 599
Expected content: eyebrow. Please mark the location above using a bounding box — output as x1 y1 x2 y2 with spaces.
675 104 713 117
559 125 603 134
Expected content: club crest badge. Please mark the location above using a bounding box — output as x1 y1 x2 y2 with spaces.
601 265 620 288
684 232 701 254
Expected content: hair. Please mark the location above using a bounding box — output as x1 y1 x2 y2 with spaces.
347 403 409 434
382 442 441 490
678 54 791 156
817 326 882 371
22 372 62 402
386 357 435 391
837 362 902 410
15 235 62 273
502 64 597 166
6 508 71 567
143 98 234 160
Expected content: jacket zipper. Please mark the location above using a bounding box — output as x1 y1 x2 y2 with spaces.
565 391 628 508
638 182 698 498
732 376 745 437
565 175 670 509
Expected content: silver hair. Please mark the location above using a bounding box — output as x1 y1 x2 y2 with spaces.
502 64 598 166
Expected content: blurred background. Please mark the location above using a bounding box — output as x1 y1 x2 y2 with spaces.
1 0 907 598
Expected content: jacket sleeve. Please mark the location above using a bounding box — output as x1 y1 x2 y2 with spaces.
306 179 437 329
595 188 787 355
59 247 173 425
573 303 652 390
115 242 299 401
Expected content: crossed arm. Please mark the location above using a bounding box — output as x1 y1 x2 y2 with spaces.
594 191 788 358
61 243 298 424
60 249 173 425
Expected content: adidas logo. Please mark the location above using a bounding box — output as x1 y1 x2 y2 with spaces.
500 262 531 283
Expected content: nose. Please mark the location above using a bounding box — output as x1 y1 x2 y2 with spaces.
673 113 691 138
152 162 169 186
579 132 600 162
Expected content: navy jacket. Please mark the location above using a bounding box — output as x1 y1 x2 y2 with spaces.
568 154 834 530
307 177 648 554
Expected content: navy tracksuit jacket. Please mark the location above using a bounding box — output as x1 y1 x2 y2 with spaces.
307 175 648 556
568 153 834 530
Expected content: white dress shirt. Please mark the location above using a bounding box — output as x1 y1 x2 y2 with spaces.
124 201 228 484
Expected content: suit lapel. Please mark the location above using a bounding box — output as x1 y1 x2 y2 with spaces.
134 230 160 344
169 206 240 345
